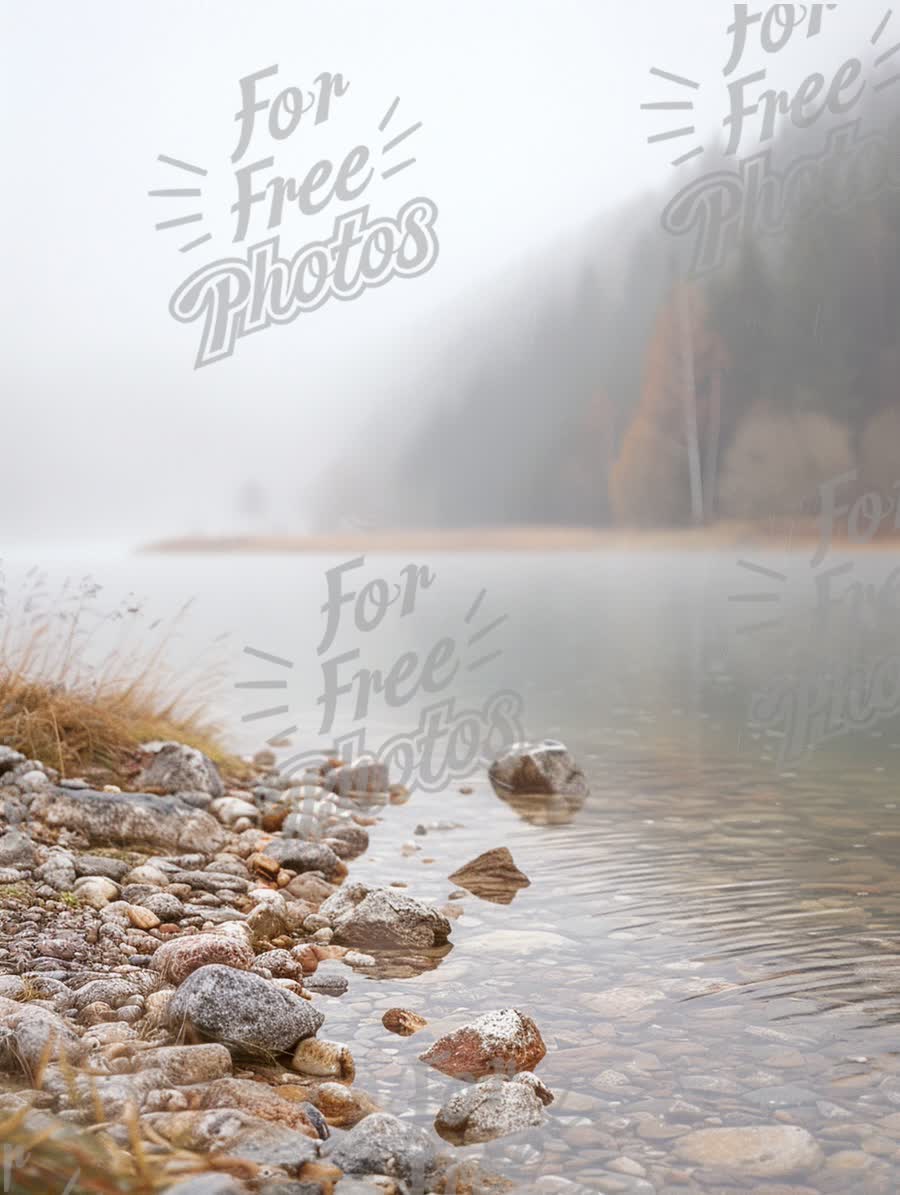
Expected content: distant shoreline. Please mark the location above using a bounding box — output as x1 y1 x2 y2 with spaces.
142 522 900 554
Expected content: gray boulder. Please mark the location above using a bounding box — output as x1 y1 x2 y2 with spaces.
324 824 370 860
162 1177 250 1195
167 964 323 1057
144 1108 319 1168
0 996 86 1073
0 829 35 868
136 742 224 798
489 740 588 797
328 1112 437 1187
263 838 344 880
30 788 225 854
319 883 451 949
321 758 389 795
434 1072 553 1144
0 746 25 775
34 847 77 891
73 854 130 881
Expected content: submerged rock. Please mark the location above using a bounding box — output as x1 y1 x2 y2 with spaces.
419 1008 546 1079
674 1125 824 1178
381 1008 427 1036
327 1112 437 1187
489 740 588 797
447 847 530 905
167 964 324 1057
30 788 226 853
136 742 224 799
319 882 451 949
434 1072 553 1144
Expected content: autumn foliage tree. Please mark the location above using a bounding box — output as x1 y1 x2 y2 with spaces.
609 278 728 527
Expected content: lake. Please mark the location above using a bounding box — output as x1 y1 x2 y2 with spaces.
7 544 900 1192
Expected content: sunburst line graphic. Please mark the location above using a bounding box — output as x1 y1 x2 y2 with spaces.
464 589 486 624
642 67 704 167
267 725 299 746
728 558 788 635
873 8 893 44
244 646 294 668
378 97 422 181
871 10 900 89
236 586 509 740
149 154 212 252
242 704 290 723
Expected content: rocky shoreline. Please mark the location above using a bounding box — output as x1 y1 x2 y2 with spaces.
0 739 586 1194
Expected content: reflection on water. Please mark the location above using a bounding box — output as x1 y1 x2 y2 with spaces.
490 786 587 827
11 548 900 1190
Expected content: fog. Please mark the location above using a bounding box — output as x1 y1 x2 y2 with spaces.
2 0 892 543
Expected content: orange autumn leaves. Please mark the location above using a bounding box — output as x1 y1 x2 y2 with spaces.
610 281 729 526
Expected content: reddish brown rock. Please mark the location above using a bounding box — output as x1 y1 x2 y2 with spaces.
290 943 320 973
285 873 337 906
191 1076 322 1136
149 933 255 985
298 1080 380 1127
382 1008 428 1037
448 848 530 905
419 1009 546 1079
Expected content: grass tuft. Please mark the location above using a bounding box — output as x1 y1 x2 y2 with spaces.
0 570 247 781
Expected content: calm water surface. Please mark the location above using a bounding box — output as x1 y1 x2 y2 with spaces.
9 547 900 1192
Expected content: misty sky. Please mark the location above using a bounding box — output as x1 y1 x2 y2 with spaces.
2 0 890 545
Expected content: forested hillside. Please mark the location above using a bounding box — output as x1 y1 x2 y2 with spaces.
326 75 900 531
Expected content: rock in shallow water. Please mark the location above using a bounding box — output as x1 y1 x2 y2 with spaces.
382 1008 427 1036
319 882 451 949
489 740 588 797
327 1112 437 1187
167 964 324 1057
419 1008 546 1079
434 1072 552 1144
448 847 530 905
674 1125 824 1178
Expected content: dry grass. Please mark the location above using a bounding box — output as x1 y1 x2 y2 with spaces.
0 1103 218 1194
0 569 246 781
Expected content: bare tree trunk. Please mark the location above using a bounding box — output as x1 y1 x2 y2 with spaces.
676 279 704 525
703 366 722 522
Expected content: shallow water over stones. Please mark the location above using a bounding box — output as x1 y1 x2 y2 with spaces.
326 745 900 1192
11 547 900 1190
